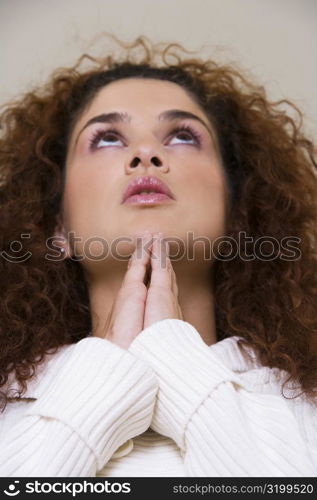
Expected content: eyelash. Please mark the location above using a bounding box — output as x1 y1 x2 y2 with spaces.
88 124 203 150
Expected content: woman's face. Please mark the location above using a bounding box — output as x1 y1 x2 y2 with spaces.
62 78 228 266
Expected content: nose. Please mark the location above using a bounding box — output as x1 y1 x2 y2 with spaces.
125 142 169 173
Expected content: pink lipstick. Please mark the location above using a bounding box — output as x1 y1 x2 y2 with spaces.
122 176 175 206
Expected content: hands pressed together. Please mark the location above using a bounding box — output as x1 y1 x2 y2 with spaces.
103 231 183 349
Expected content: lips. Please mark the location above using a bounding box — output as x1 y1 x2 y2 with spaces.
122 176 175 203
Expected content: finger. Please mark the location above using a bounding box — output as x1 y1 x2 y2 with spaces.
149 234 173 288
160 240 178 296
124 232 153 285
170 260 179 297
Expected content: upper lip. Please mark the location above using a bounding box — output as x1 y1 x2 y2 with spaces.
122 176 175 203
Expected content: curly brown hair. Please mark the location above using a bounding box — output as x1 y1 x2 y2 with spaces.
1 35 317 410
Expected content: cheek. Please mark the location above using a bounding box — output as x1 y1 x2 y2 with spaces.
62 161 115 232
183 156 226 202
182 161 228 235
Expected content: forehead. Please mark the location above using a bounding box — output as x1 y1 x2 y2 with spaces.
78 77 207 122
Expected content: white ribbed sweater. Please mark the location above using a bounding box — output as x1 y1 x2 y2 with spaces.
0 319 316 477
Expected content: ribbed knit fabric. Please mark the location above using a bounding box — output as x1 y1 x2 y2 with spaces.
0 319 316 477
0 338 158 476
97 429 185 477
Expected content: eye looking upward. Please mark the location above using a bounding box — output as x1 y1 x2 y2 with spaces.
88 123 203 151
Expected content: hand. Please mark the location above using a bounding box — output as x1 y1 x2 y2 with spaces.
143 233 183 330
102 232 152 349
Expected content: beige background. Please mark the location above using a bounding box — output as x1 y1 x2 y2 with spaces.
1 0 316 137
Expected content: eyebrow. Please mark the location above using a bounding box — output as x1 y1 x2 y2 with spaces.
74 109 215 146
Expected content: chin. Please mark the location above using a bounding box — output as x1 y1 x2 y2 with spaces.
128 226 168 239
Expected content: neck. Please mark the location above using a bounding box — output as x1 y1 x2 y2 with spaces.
86 259 217 347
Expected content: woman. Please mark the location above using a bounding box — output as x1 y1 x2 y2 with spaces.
0 36 316 477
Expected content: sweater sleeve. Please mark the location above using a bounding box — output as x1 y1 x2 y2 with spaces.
0 337 158 477
128 319 317 477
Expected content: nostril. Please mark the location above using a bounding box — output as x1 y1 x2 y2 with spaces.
152 157 162 167
130 156 162 168
130 157 140 168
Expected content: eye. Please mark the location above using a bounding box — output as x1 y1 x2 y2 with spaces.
89 129 124 150
168 125 202 146
88 123 203 151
